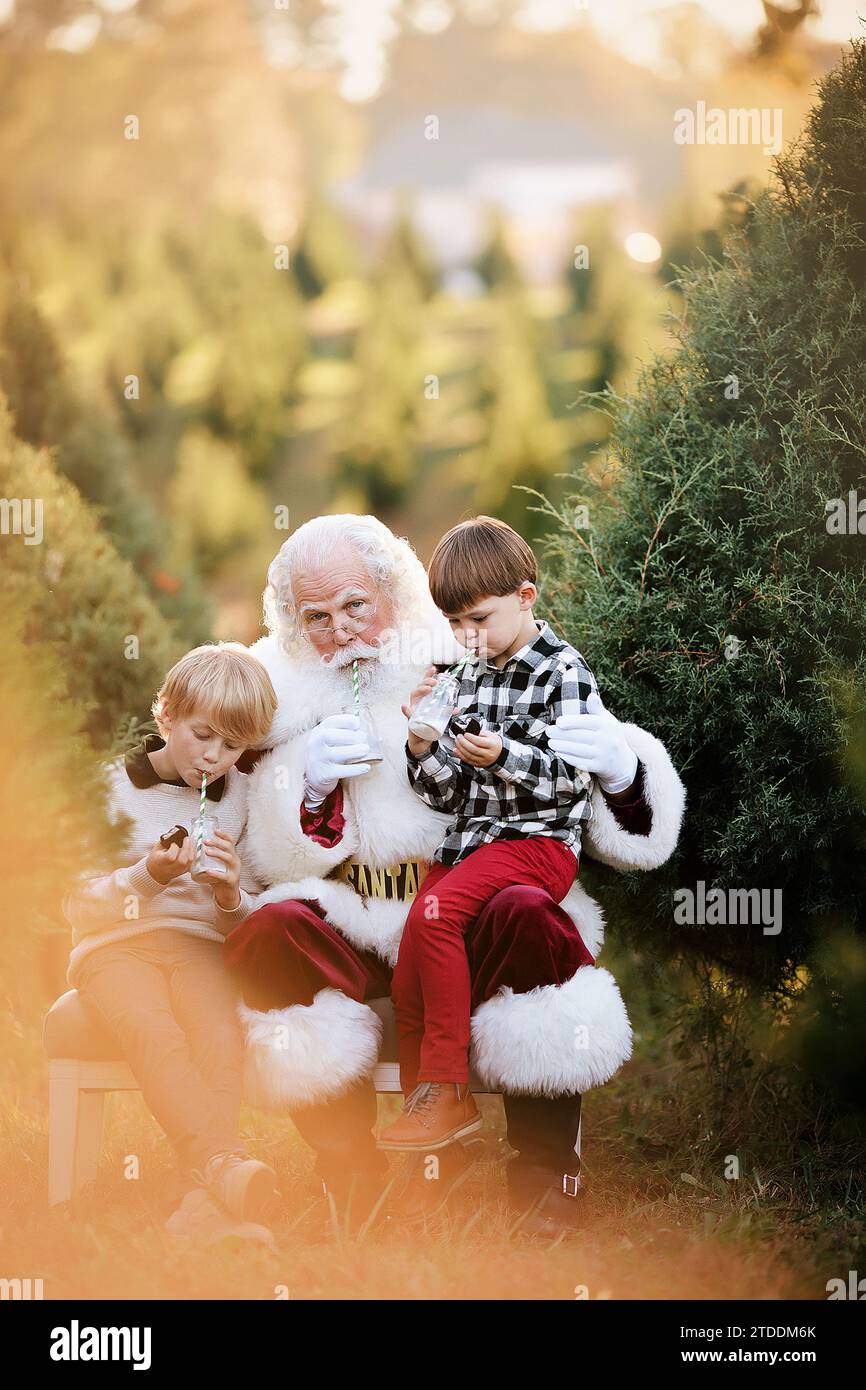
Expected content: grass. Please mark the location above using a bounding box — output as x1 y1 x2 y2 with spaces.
3 945 864 1300
1 1067 861 1301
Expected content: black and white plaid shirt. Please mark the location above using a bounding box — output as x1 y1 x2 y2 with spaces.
405 620 598 866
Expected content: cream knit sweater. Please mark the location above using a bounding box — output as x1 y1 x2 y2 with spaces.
64 758 261 984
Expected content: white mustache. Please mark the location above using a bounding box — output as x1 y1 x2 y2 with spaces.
320 638 383 669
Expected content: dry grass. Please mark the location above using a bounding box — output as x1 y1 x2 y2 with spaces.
0 1055 855 1301
3 942 862 1301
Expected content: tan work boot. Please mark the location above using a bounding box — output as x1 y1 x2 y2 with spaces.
378 1082 482 1151
198 1150 279 1225
164 1187 275 1252
385 1143 476 1226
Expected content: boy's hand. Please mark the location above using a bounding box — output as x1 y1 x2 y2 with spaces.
199 830 243 911
455 730 503 768
146 833 195 885
402 665 450 758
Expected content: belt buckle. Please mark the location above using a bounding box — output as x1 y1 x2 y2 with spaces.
561 1172 581 1199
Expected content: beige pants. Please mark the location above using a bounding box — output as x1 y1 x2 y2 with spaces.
76 930 244 1174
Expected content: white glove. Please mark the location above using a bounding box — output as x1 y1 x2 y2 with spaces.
548 690 638 794
303 714 373 811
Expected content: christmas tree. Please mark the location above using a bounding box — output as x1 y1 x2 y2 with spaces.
541 40 866 995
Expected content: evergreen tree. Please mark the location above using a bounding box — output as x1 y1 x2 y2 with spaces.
0 293 76 446
540 40 866 994
169 426 273 578
657 182 757 288
170 212 307 476
291 195 359 300
0 397 177 751
473 286 563 533
0 287 211 643
382 207 438 302
0 597 126 1027
475 211 523 292
336 231 427 512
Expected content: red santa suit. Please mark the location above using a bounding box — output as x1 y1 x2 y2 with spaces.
224 623 685 1201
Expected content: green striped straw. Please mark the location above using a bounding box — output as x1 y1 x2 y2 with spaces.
351 658 361 719
449 651 475 676
195 772 207 866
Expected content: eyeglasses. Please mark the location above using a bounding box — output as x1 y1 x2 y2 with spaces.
300 599 379 643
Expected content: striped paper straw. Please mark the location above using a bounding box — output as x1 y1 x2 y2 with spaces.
351 658 361 718
449 651 475 675
195 772 207 864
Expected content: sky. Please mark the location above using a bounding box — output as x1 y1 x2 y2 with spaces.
298 0 866 100
3 0 865 91
582 0 865 73
514 0 861 45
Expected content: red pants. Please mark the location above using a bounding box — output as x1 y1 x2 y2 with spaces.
391 837 578 1088
224 878 595 1177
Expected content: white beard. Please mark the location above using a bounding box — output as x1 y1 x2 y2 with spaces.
294 636 408 706
318 637 383 670
250 609 464 748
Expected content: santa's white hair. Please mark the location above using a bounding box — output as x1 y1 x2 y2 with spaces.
263 513 446 662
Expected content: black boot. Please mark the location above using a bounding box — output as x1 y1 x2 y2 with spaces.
292 1081 389 1236
315 1153 390 1236
502 1093 584 1236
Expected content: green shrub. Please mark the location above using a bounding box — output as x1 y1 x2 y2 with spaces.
0 288 212 643
0 397 178 750
539 41 866 992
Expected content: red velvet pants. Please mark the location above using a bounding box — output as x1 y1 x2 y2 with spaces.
224 875 594 1092
225 884 595 1186
392 838 579 1088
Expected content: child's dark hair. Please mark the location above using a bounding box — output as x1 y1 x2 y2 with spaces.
427 516 538 614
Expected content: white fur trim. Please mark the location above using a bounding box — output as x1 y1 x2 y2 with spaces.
557 878 606 959
249 870 605 973
583 722 686 872
469 966 632 1097
244 741 361 887
238 988 383 1110
250 876 409 967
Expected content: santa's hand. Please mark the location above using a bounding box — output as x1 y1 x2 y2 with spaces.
547 690 638 794
303 714 372 808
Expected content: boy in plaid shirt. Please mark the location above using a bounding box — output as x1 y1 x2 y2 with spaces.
379 516 601 1151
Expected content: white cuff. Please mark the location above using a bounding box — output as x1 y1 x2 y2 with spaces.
302 780 327 812
598 749 639 795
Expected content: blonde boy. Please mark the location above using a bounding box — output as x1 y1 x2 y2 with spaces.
64 643 278 1246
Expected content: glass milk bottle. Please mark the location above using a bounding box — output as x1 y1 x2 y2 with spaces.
409 671 461 743
191 812 224 882
343 705 385 765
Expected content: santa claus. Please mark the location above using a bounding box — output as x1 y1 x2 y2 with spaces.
224 513 685 1235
